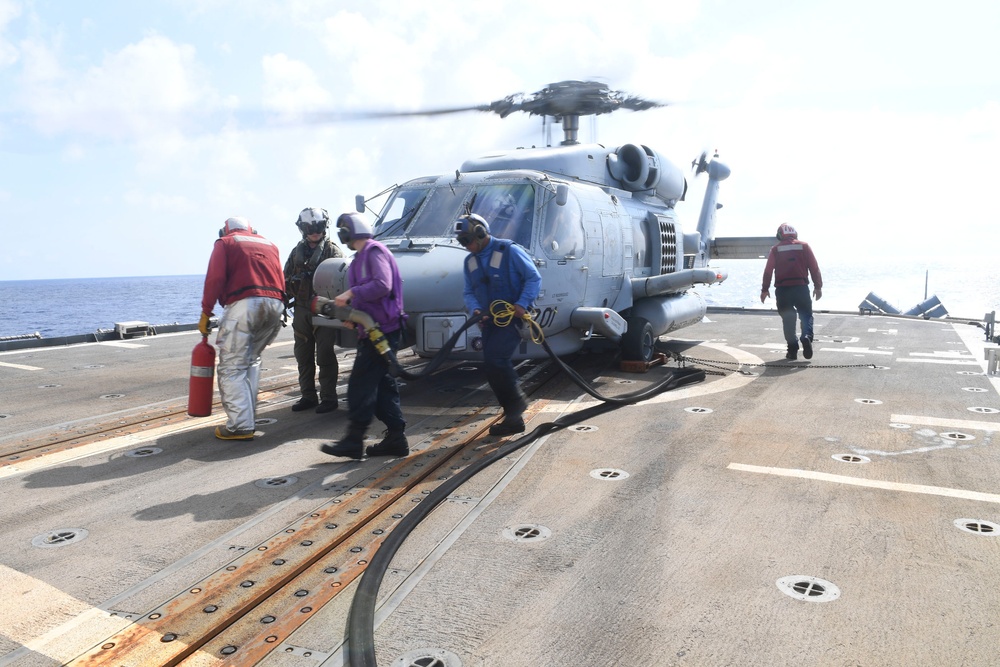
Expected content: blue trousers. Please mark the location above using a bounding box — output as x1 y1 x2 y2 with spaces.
775 285 814 348
481 321 524 412
346 329 405 432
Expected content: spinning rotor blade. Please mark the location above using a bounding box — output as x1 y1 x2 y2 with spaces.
294 80 666 126
692 150 710 176
299 104 493 124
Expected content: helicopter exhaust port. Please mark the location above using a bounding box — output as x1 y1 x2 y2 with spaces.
607 143 686 202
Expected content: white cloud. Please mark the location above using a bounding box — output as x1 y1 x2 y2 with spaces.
3 0 998 282
0 0 20 67
19 34 215 140
261 53 333 114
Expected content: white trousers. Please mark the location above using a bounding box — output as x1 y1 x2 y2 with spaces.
215 297 283 433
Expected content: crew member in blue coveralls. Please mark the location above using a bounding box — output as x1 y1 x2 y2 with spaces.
455 213 541 436
200 217 285 440
760 223 823 361
320 212 409 460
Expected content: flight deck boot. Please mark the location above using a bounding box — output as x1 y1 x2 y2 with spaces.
489 390 528 437
785 343 798 361
321 422 367 460
801 335 813 360
367 429 409 457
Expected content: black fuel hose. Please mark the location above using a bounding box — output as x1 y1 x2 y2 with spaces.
345 356 706 666
392 318 479 382
311 297 478 383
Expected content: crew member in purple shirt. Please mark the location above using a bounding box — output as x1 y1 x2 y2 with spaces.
320 213 409 459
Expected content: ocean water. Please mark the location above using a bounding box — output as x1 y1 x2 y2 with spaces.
0 275 205 339
704 258 999 322
0 260 996 340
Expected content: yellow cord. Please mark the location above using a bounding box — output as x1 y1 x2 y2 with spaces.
488 300 545 344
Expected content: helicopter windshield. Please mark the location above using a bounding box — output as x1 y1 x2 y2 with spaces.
468 184 534 248
378 185 471 239
375 182 535 247
374 187 431 238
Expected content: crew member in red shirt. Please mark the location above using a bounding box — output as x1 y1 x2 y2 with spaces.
200 217 286 440
760 223 823 360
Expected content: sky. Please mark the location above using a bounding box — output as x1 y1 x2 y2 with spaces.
0 0 998 282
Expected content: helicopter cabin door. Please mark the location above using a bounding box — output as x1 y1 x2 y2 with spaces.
535 189 588 335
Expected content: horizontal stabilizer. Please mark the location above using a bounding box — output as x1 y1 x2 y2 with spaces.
710 236 776 259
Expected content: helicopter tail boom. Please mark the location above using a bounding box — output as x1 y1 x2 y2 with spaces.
694 158 732 254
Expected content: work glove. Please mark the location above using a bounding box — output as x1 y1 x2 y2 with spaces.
813 287 823 301
198 312 213 336
760 289 770 304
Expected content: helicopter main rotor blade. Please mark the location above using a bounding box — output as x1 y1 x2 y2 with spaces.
278 80 667 129
299 104 494 124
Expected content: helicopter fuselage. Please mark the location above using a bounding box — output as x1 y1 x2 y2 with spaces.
314 142 739 362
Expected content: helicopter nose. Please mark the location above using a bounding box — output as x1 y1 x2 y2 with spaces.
393 245 468 314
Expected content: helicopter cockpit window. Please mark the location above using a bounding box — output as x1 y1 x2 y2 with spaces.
385 184 473 238
540 189 584 260
374 187 431 239
469 184 534 248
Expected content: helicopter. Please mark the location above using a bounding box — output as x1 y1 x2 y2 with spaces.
312 80 776 363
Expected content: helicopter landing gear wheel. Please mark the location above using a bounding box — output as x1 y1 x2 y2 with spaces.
621 317 656 363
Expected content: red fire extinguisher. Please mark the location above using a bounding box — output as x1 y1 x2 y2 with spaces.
187 335 216 417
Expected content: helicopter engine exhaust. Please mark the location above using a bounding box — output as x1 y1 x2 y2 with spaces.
607 144 686 203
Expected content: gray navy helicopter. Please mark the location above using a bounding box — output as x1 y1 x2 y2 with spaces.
312 80 776 362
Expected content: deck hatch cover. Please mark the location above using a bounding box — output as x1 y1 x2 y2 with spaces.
776 575 840 602
502 524 551 542
954 519 1000 535
590 468 630 480
32 528 89 548
392 647 463 666
833 454 870 464
255 476 298 488
125 447 162 458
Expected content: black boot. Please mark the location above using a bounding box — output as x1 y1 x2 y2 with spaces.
785 344 798 361
489 386 528 437
321 422 366 459
367 429 409 457
489 416 525 437
801 336 813 360
292 397 319 412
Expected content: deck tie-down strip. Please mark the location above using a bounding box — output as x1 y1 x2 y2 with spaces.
67 417 508 666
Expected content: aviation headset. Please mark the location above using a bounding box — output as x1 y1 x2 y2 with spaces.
336 212 373 244
454 214 490 244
